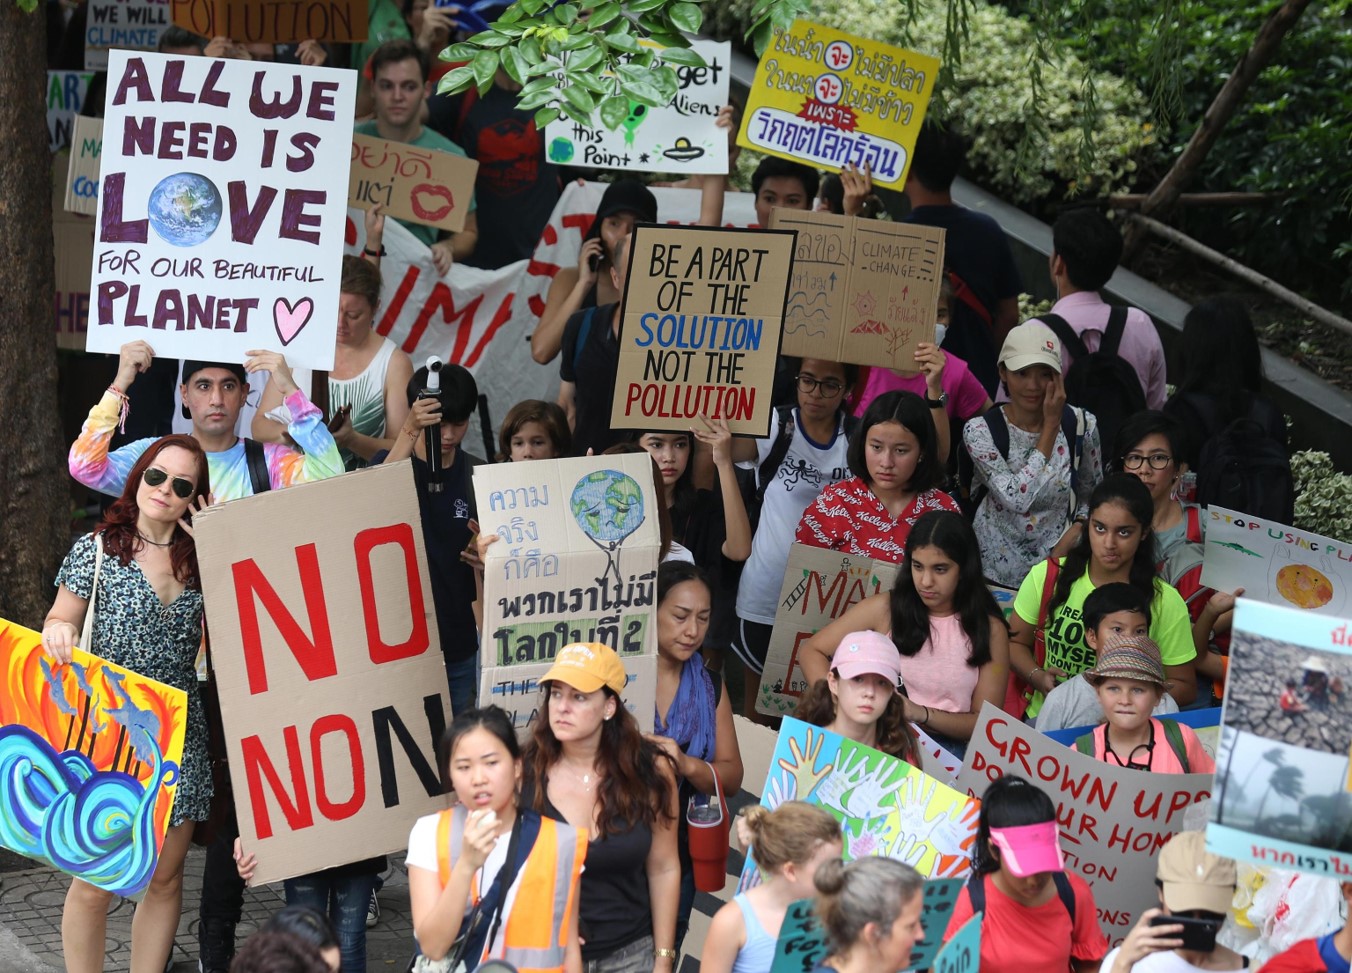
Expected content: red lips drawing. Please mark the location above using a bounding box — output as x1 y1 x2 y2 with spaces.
411 183 455 223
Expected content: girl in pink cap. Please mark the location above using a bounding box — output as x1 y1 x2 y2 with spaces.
797 631 919 765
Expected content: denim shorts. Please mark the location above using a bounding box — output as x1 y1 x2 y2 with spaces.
585 934 655 973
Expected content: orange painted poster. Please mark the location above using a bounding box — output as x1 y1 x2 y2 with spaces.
0 618 187 897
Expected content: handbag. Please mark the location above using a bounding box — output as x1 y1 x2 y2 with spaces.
78 534 105 653
686 763 730 893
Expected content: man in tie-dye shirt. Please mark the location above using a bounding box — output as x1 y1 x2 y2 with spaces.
69 340 344 501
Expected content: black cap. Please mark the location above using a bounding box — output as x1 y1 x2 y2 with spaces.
181 360 248 385
407 363 477 423
595 179 658 225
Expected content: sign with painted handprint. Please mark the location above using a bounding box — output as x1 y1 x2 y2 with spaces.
744 717 978 889
0 618 188 898
473 453 662 732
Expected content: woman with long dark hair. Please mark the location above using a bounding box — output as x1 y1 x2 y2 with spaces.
40 434 212 973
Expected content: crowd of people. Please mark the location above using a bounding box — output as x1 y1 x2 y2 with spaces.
35 4 1337 973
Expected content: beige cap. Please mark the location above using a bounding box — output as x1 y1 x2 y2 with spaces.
999 321 1063 373
1156 832 1236 914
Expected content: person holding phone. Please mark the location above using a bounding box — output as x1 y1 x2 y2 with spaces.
1101 832 1246 973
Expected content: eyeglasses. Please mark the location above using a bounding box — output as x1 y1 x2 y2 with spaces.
796 375 845 398
143 467 195 499
1121 452 1174 471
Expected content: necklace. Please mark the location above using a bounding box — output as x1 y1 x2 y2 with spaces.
559 761 599 792
137 531 173 548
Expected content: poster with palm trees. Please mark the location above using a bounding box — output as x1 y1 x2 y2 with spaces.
1208 599 1352 874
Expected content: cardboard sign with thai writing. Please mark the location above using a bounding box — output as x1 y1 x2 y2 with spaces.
349 134 477 233
1208 599 1352 878
770 208 945 368
195 462 449 885
48 71 95 153
66 116 104 217
758 544 898 717
90 51 355 370
957 702 1213 944
473 453 661 732
545 39 731 176
1201 506 1352 616
171 0 369 44
0 619 188 898
736 20 939 191
611 224 793 437
86 0 170 66
934 914 982 973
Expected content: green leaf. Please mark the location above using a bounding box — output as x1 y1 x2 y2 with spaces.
471 49 499 90
517 88 556 111
605 31 641 54
599 95 631 131
476 33 512 48
667 2 703 34
520 76 557 96
750 18 773 55
627 0 667 12
497 5 523 24
561 83 597 114
436 64 478 95
587 2 623 29
442 42 480 60
569 71 609 94
621 79 665 107
553 3 578 25
616 63 650 84
535 106 562 129
501 46 529 85
657 46 706 68
562 31 594 51
568 45 606 72
519 0 546 14
520 37 542 63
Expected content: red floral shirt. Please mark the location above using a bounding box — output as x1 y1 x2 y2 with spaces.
795 476 959 563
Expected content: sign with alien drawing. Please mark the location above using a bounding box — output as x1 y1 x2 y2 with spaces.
0 618 188 898
545 39 731 176
474 453 661 731
1201 506 1352 616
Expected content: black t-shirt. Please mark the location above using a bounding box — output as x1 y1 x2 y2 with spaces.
560 302 623 457
429 83 561 271
905 204 1022 395
672 488 739 651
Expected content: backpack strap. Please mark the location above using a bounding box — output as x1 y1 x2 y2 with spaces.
946 269 994 328
1060 406 1085 521
754 405 797 503
1075 732 1096 757
1158 719 1191 774
966 405 1011 512
965 873 986 915
243 438 271 495
436 808 454 888
573 305 598 374
1039 314 1089 360
1100 306 1130 358
1033 557 1061 667
1052 871 1077 925
1184 504 1203 545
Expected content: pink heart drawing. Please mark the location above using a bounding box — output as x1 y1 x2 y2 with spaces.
273 297 314 346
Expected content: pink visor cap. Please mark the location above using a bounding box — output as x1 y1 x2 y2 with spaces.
989 821 1066 877
831 631 903 687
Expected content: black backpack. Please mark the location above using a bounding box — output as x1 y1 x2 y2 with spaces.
958 404 1084 520
1181 395 1294 523
737 405 857 531
1041 308 1147 455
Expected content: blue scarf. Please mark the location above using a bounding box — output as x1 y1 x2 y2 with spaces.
656 657 717 764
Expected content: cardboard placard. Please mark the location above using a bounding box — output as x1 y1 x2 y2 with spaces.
736 20 939 191
914 724 962 786
1201 505 1352 616
170 0 369 44
86 0 171 66
349 134 478 233
770 208 946 368
54 154 96 351
473 454 661 732
957 702 1213 945
195 462 450 885
0 619 188 897
544 39 731 176
757 544 898 717
48 71 95 153
611 224 793 437
1207 599 1352 878
66 116 104 217
933 913 982 973
90 52 355 370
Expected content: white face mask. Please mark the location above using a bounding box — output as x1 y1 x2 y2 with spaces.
934 323 947 346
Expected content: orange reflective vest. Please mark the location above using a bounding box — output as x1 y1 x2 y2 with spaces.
436 806 587 973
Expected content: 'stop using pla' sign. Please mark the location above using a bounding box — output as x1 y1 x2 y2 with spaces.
89 52 356 372
737 21 940 191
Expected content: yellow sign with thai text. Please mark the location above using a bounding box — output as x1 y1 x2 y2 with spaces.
737 21 940 192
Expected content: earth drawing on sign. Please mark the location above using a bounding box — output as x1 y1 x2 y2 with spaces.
570 470 645 585
147 172 222 247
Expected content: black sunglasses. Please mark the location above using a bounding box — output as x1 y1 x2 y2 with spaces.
143 467 195 500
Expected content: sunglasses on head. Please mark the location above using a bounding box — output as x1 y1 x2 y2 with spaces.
142 467 195 499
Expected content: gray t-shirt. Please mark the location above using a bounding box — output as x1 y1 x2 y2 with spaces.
1035 673 1179 732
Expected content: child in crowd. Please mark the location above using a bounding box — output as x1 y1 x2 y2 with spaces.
796 631 919 765
946 775 1107 973
1035 583 1180 732
701 803 843 973
1072 636 1215 774
798 511 1010 758
496 399 571 461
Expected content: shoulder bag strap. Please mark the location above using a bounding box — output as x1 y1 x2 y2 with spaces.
1052 870 1077 924
1159 720 1191 774
1033 557 1061 667
79 534 105 652
1101 306 1129 357
755 406 796 501
1039 314 1088 360
244 438 271 495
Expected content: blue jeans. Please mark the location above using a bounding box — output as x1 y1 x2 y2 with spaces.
446 655 478 716
284 871 379 972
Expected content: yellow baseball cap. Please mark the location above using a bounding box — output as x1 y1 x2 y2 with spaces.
540 643 628 695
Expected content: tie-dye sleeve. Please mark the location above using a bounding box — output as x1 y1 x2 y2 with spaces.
68 390 150 497
264 389 345 489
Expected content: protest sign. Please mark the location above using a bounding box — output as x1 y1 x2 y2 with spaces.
770 208 946 368
86 0 170 68
66 116 104 217
544 39 731 176
349 134 478 233
473 453 661 732
171 0 369 43
0 618 188 897
611 224 793 437
195 462 449 885
933 914 982 973
48 71 94 153
957 702 1213 944
90 51 355 370
1208 599 1352 878
750 717 978 883
757 544 898 717
1201 506 1352 616
736 21 939 191
914 724 962 785
54 155 96 351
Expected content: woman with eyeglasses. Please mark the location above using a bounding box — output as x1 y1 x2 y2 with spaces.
40 435 213 973
728 358 858 721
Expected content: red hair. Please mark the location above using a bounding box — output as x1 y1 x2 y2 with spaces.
98 434 210 589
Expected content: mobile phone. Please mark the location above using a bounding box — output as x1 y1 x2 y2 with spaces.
1149 914 1219 953
588 252 602 272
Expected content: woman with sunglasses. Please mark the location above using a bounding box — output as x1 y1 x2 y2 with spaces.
40 435 213 973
